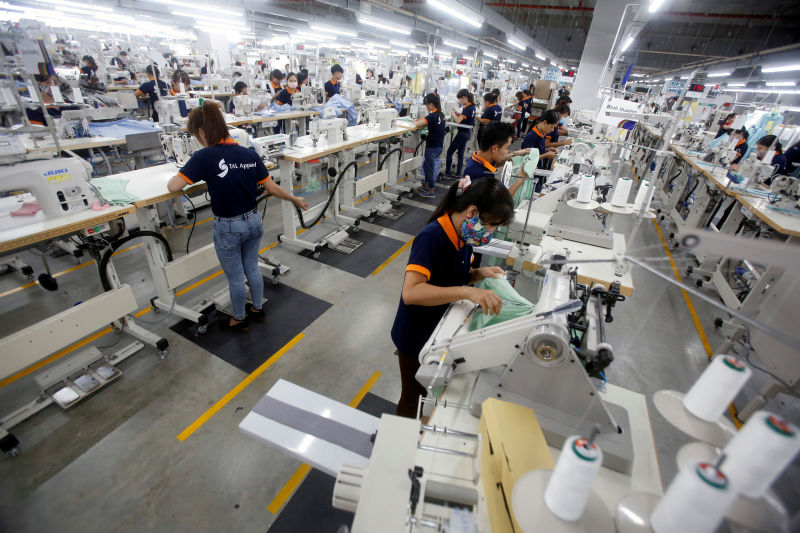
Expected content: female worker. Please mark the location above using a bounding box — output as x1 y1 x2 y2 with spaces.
412 93 446 198
170 69 192 96
80 55 98 78
522 110 559 174
445 89 476 179
136 65 169 121
167 103 308 331
391 178 514 417
754 135 787 182
514 91 526 139
715 113 736 139
477 92 502 125
275 73 299 106
545 104 573 149
727 127 749 171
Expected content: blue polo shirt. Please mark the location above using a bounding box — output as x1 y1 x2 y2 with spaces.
462 153 496 181
275 87 297 106
391 214 473 359
137 79 169 106
178 140 270 218
547 125 560 144
425 110 446 149
522 126 547 153
769 152 787 175
457 104 476 137
785 144 800 175
731 139 748 165
482 104 502 122
324 78 340 99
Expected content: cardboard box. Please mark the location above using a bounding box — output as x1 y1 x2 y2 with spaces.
533 80 556 101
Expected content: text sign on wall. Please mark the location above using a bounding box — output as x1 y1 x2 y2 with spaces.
596 96 641 127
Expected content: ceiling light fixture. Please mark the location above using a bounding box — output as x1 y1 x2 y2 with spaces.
427 0 483 28
357 15 411 35
621 36 634 52
761 64 800 73
443 39 468 50
507 34 526 50
707 71 730 77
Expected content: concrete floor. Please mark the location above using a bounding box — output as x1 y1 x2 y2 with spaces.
1 146 798 532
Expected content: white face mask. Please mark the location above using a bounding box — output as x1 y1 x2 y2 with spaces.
288 82 297 89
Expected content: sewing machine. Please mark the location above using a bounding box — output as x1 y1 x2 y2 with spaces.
309 118 348 146
507 173 615 250
292 87 316 110
555 142 597 175
251 133 290 161
367 108 398 131
206 75 232 93
232 94 252 117
160 126 250 165
415 263 633 473
0 157 95 217
153 97 205 127
737 153 778 188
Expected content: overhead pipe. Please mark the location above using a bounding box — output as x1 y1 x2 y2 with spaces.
652 42 800 76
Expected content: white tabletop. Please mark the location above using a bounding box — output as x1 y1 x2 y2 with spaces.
281 124 416 163
226 109 319 126
26 136 127 153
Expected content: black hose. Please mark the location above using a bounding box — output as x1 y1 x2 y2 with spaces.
296 161 359 230
413 139 425 156
378 147 404 171
184 196 197 255
99 231 174 291
667 168 682 186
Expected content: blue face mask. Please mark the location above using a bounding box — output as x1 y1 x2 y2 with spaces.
461 215 494 247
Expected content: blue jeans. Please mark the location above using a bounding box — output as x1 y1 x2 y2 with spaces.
423 146 443 190
445 133 469 177
213 210 264 321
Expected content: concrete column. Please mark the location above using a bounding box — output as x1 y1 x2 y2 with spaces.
571 0 630 111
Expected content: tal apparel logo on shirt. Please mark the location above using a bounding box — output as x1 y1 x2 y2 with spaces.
217 159 229 178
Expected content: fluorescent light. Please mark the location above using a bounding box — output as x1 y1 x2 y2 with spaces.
522 62 530 67
621 36 634 52
172 11 245 27
725 88 800 95
155 0 236 16
762 64 800 73
365 41 390 50
507 59 516 64
727 82 745 87
535 53 546 61
648 0 665 13
358 16 411 35
389 40 412 48
483 51 497 59
708 71 730 78
680 75 690 80
443 40 468 50
34 0 112 12
507 34 526 50
310 23 357 37
766 81 796 86
427 0 483 28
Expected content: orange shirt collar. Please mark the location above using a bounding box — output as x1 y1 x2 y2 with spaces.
533 126 543 137
219 138 238 145
436 214 464 250
271 81 282 90
330 78 339 85
736 138 746 147
471 152 496 173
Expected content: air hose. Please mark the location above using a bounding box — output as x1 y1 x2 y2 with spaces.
295 160 359 229
99 231 174 291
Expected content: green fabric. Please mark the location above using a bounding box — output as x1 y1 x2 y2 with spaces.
89 177 140 206
467 276 535 331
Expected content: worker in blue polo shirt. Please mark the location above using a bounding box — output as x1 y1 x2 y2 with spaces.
727 127 750 170
522 110 559 172
167 103 308 332
324 64 344 102
477 92 502 124
462 121 520 181
545 104 573 149
411 93 446 197
390 178 514 417
136 65 169 121
445 88 477 179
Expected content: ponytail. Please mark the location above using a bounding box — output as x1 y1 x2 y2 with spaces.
429 178 514 227
456 88 474 105
423 92 444 121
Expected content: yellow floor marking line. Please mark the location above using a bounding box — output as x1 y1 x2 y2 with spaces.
370 238 414 277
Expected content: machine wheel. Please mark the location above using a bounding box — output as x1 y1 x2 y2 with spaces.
21 265 33 277
197 324 208 335
696 279 703 288
272 277 279 286
159 349 169 359
686 266 694 275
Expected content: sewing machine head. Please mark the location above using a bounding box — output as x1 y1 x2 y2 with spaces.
770 175 799 201
251 133 290 161
318 118 348 144
368 108 398 131
1 157 95 217
207 75 232 93
232 94 252 116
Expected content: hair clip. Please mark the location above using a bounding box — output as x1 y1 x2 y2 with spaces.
457 176 472 196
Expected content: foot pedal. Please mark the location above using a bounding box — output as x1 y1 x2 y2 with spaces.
330 238 362 254
376 203 404 220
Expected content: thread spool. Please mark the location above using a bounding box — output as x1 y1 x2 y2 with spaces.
722 411 800 498
543 435 603 521
682 355 751 422
576 174 595 203
633 180 652 210
650 461 737 533
611 177 633 207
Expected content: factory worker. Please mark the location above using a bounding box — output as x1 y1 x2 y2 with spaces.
366 69 375 80
727 127 749 170
324 64 344 102
445 89 477 179
477 92 502 125
754 135 787 182
297 70 309 87
170 70 192 96
80 55 98 78
784 141 800 175
284 63 291 78
514 91 526 139
545 104 573 149
268 69 284 97
200 59 214 75
390 177 513 417
715 113 736 139
167 103 308 332
469 81 478 94
229 81 266 114
136 65 169 121
274 73 299 106
522 110 559 173
412 93 447 198
461 121 521 182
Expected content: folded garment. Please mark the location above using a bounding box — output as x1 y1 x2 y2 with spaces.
90 177 140 205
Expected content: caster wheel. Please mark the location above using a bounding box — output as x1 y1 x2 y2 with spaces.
26 275 34 282
714 317 724 329
6 447 20 458
112 325 122 334
158 349 169 359
669 232 675 239
272 278 279 286
312 252 321 260
660 215 665 222
197 324 208 335
21 265 33 276
352 227 359 233
686 266 694 275
696 279 703 288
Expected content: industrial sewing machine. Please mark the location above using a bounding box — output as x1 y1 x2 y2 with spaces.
308 118 348 147
159 126 250 165
366 108 398 131
251 133 290 161
0 156 95 217
153 97 207 127
415 264 633 473
292 87 316 110
205 75 232 94
231 94 253 117
555 142 597 175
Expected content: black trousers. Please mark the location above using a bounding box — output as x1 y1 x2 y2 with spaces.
396 352 427 419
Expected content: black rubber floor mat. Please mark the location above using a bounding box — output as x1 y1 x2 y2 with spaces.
369 204 432 236
409 184 448 206
299 229 405 277
267 393 397 533
170 279 331 373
